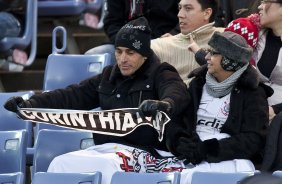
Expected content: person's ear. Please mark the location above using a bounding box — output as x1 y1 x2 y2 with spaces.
203 8 212 21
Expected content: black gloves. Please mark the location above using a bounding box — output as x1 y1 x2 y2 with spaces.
176 132 218 165
138 100 172 116
4 96 32 113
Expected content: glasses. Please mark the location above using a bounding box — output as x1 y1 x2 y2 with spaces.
260 0 281 4
207 49 220 56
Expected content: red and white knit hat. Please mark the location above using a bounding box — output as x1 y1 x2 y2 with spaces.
225 14 261 48
224 14 261 65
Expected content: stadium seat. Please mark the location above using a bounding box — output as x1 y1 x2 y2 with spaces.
38 0 103 16
273 170 282 177
34 26 110 134
33 172 102 184
32 129 94 177
191 171 253 184
110 172 181 184
0 130 27 176
0 0 38 66
0 172 24 184
0 91 34 147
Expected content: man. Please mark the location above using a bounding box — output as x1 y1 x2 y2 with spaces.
151 0 224 84
166 31 273 183
4 17 189 184
85 0 179 65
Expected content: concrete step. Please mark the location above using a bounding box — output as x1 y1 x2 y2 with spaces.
0 70 44 92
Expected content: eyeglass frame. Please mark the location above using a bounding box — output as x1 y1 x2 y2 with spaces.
206 49 221 56
260 0 281 4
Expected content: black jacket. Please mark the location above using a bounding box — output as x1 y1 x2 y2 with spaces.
167 65 273 163
103 0 179 43
262 112 282 172
28 52 189 151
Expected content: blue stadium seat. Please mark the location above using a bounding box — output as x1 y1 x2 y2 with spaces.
32 130 94 177
191 171 253 184
0 130 27 176
34 26 110 134
273 170 282 177
0 91 34 148
110 172 181 184
33 172 102 184
0 172 24 184
38 0 102 16
0 0 38 66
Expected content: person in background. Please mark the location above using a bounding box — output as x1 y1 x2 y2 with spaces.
4 17 189 184
151 0 224 84
217 0 261 27
254 0 282 122
166 31 272 184
85 0 179 65
256 0 282 172
0 0 28 71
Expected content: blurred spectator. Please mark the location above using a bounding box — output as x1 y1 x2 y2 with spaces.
0 0 27 71
151 0 224 83
217 0 261 27
85 0 180 65
254 0 282 121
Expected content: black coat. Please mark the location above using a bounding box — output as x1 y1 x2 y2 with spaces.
29 53 189 151
167 65 273 163
103 0 179 43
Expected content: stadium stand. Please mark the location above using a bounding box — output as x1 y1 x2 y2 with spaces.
110 172 181 184
191 171 254 184
32 171 102 184
0 130 27 179
32 129 94 177
0 172 24 184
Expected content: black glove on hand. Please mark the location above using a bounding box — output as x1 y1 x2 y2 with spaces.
4 96 32 113
176 132 207 165
138 100 172 117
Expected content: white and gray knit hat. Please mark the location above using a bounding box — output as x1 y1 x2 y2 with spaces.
208 31 253 71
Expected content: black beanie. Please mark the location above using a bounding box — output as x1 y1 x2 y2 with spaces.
208 31 253 71
115 17 151 57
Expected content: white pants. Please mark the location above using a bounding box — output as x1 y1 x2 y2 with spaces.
48 143 255 184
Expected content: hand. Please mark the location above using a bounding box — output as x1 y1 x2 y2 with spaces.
138 100 172 117
187 35 200 54
176 133 207 165
4 96 32 113
269 106 276 123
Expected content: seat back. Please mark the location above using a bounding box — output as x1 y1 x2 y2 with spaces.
0 172 24 184
38 0 86 16
32 130 94 176
36 26 110 133
0 0 38 66
33 172 102 184
110 172 181 184
0 130 27 175
0 91 34 147
43 26 111 91
191 171 253 184
273 170 282 177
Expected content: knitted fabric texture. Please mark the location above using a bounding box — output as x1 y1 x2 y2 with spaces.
115 17 151 57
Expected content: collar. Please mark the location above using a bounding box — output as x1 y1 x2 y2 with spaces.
178 22 216 40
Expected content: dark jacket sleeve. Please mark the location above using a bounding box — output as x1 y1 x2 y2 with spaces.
154 62 190 116
28 72 104 110
206 85 269 163
103 0 127 43
272 104 282 115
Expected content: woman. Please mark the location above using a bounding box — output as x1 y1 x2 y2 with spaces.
166 31 272 183
254 0 282 121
